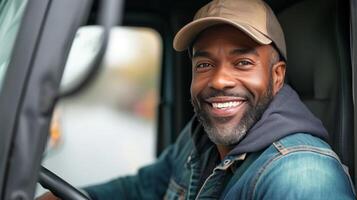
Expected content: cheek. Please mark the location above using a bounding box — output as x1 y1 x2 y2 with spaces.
238 68 271 101
191 67 197 97
190 76 207 100
190 78 200 99
245 73 269 89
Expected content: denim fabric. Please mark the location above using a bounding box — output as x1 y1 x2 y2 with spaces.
84 121 355 200
223 133 356 200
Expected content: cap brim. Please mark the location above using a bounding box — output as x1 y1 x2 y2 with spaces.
173 17 272 51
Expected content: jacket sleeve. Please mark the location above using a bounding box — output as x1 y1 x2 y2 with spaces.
82 117 195 200
252 151 356 200
83 145 174 200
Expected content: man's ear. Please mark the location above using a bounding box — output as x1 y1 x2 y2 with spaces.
272 61 286 95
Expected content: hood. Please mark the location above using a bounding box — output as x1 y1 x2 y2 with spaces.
228 84 329 156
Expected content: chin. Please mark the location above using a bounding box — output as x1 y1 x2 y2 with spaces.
203 119 248 146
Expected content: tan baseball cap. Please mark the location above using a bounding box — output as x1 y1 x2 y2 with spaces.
173 0 287 60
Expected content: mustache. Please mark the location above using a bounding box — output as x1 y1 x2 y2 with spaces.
199 89 253 102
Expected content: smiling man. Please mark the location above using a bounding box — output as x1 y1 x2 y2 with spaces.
40 0 356 199
189 25 283 159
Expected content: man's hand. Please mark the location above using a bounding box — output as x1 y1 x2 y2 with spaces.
36 192 61 200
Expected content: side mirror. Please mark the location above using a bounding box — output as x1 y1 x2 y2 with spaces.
58 0 123 98
59 26 104 96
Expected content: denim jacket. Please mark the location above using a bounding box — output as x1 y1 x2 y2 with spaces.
85 85 356 199
84 119 356 200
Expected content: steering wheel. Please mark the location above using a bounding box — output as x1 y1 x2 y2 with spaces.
38 166 90 200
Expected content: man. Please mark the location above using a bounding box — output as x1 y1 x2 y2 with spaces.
41 0 356 199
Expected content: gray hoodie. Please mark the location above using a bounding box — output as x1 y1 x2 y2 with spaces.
228 84 329 156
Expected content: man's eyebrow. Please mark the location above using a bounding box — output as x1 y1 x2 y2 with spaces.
230 47 259 57
192 50 212 59
191 47 259 59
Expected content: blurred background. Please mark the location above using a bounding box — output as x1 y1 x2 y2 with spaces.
37 26 162 195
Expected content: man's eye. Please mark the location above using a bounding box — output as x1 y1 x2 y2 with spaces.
196 63 212 70
236 60 252 66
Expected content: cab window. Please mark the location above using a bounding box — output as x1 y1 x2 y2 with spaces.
37 26 162 195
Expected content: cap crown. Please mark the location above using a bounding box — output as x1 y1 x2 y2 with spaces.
173 0 287 60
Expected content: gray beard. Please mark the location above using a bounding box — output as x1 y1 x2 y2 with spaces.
192 79 273 146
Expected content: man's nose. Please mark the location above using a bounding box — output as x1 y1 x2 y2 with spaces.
208 66 236 90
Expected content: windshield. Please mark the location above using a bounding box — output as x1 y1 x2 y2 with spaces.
0 0 28 91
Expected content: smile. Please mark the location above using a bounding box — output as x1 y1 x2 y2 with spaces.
212 101 243 109
204 96 247 118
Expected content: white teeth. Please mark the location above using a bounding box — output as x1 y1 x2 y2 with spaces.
212 101 242 109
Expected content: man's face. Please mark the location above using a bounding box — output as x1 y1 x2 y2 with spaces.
191 25 282 146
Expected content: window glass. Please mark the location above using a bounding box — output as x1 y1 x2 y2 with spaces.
0 0 28 91
38 27 161 194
